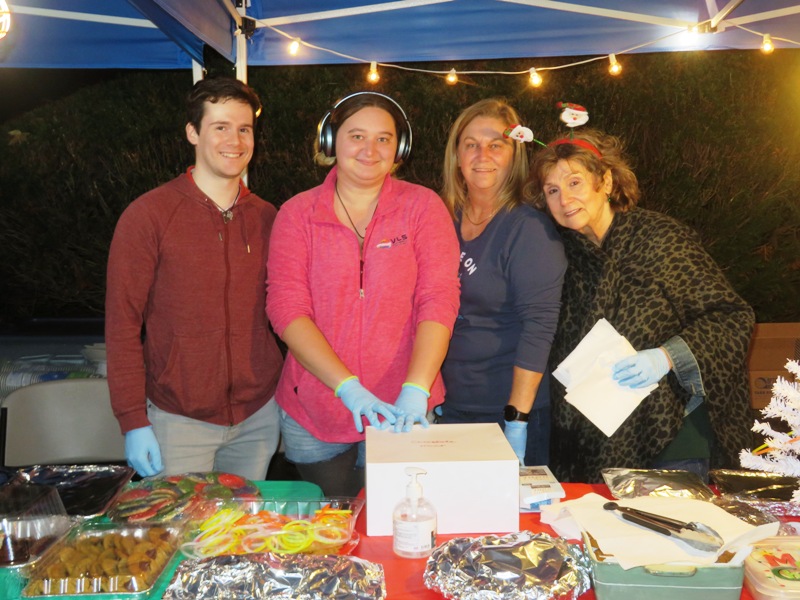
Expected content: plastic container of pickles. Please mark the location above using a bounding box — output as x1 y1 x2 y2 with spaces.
22 521 182 597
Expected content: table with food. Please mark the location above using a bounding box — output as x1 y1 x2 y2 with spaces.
2 455 800 600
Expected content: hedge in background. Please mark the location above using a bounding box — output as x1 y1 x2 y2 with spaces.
0 49 798 325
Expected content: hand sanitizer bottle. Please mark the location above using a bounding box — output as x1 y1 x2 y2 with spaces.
393 466 437 558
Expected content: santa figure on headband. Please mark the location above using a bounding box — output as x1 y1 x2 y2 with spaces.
503 124 534 143
557 102 589 128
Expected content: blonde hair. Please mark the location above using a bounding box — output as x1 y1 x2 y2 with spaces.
441 98 530 219
526 128 640 211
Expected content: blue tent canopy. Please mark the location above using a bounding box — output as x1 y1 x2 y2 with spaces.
1 0 799 69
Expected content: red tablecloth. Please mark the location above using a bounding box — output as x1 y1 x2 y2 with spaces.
352 482 755 600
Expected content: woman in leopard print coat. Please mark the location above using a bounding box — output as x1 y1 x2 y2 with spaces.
528 129 754 483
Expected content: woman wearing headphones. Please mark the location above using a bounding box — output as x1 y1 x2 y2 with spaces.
266 92 460 495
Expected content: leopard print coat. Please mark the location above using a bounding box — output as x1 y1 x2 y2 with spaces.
549 208 754 483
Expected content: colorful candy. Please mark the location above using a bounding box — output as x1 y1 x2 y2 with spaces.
181 504 355 558
109 473 260 523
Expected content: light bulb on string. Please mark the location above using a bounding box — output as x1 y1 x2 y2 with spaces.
288 38 301 56
761 34 775 54
0 0 10 41
529 68 543 88
446 68 458 85
367 61 380 84
608 54 622 76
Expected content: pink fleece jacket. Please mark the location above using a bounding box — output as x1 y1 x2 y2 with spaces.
267 168 460 442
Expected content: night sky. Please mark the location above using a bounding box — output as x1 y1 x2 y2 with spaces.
0 68 119 123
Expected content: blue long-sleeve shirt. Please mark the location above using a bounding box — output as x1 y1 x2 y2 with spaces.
442 205 566 415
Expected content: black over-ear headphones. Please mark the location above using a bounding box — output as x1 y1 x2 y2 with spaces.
316 91 413 163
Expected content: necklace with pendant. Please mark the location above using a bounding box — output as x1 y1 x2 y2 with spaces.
336 183 376 240
463 202 501 226
211 189 240 224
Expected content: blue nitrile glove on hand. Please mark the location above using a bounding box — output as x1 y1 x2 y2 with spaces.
392 383 430 433
612 348 671 389
125 425 164 477
504 420 527 466
337 377 399 433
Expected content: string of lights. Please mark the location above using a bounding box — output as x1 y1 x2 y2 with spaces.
259 19 798 87
0 0 10 41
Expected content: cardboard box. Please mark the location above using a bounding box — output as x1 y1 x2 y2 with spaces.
365 423 519 536
748 323 800 409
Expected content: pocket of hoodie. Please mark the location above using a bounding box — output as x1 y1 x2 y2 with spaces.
155 330 226 419
228 325 283 405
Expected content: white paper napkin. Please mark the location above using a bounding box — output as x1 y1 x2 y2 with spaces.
542 493 780 570
552 318 656 437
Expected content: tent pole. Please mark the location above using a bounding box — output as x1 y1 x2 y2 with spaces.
236 4 247 84
236 31 247 83
192 60 203 84
235 4 249 186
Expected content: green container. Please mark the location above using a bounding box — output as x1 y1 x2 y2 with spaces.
584 533 744 600
1 564 26 599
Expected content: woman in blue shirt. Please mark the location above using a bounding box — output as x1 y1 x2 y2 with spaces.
439 99 566 466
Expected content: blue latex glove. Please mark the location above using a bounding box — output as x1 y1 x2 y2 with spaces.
392 384 430 433
612 348 671 389
337 377 399 433
125 425 164 477
504 420 527 466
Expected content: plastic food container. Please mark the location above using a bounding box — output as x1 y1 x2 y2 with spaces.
22 522 182 597
744 536 800 600
181 496 365 558
0 484 72 568
15 465 134 519
107 472 260 524
583 532 744 600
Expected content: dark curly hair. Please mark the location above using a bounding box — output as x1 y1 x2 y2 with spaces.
526 128 640 212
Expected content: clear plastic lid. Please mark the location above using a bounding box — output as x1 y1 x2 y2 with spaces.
745 537 800 600
22 521 182 597
0 484 72 567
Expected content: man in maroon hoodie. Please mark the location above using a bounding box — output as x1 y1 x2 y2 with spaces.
105 78 283 480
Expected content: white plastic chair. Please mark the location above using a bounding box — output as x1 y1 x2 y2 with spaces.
1 379 126 467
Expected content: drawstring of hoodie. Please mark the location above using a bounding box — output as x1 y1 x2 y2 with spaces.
239 206 250 253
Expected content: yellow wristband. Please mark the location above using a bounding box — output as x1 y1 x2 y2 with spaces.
334 376 359 398
402 382 430 398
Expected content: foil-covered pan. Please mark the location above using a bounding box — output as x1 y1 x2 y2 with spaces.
424 531 590 599
162 552 386 599
602 468 716 500
711 469 800 517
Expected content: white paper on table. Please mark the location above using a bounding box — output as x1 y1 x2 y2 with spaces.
552 318 656 437
551 493 780 570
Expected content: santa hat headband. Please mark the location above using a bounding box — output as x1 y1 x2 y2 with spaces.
548 101 602 158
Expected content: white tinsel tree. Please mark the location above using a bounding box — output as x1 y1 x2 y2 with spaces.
740 359 800 501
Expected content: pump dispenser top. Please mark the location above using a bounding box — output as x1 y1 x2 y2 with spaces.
405 466 425 505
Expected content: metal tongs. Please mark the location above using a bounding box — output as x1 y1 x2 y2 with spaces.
603 501 724 553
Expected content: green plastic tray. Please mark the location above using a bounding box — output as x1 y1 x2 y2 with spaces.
584 532 743 600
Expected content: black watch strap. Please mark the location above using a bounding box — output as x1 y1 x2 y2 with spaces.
504 404 529 422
